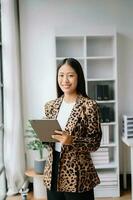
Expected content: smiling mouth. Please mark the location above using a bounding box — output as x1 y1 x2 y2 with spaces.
62 85 71 88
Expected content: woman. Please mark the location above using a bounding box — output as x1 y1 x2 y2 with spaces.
43 58 102 200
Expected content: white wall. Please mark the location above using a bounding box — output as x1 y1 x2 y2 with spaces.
19 0 133 172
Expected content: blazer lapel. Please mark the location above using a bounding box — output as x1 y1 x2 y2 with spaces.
51 96 63 119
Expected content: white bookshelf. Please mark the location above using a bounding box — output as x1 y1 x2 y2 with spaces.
55 32 119 197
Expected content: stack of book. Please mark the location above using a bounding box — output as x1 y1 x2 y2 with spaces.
91 147 109 165
101 125 109 145
98 171 117 186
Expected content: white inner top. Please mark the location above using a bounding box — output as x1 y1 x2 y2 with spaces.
55 99 75 152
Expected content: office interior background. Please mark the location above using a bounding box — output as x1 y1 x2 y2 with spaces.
0 0 133 199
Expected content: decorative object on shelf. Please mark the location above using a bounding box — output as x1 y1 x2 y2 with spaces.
25 121 47 174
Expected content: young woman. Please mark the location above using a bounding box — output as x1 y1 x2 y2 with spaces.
43 58 102 200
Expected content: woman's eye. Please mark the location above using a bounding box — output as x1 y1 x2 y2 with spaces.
58 74 75 78
69 74 74 77
68 74 74 78
59 74 64 78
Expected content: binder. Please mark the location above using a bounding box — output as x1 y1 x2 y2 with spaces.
96 85 103 100
103 85 109 100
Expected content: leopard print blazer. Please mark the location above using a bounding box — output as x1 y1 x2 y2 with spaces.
43 94 102 192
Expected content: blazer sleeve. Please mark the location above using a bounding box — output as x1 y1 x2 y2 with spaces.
72 101 102 152
43 100 54 119
42 101 55 147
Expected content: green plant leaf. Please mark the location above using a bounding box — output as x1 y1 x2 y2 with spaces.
25 121 46 159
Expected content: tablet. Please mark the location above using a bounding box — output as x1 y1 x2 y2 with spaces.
29 119 61 142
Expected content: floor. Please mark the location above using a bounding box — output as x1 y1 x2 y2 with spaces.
6 190 131 200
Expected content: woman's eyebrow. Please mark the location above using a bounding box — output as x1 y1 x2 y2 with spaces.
59 71 75 74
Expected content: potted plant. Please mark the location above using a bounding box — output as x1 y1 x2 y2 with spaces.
25 121 47 174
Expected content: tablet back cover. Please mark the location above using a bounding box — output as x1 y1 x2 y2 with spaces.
30 119 61 142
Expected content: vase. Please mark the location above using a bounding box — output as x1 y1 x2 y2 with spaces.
34 158 46 174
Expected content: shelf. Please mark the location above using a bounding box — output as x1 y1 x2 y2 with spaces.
56 36 84 58
95 161 117 169
56 57 84 60
87 78 115 81
86 56 114 60
87 59 115 79
100 143 117 147
86 36 114 57
101 122 116 126
55 33 119 197
96 100 116 104
25 168 44 178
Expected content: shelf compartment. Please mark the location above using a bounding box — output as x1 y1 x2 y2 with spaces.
87 78 115 81
95 169 119 196
101 124 116 145
99 103 116 123
97 168 118 183
87 80 115 101
86 56 114 60
87 59 115 79
86 36 114 57
91 146 117 169
56 36 84 57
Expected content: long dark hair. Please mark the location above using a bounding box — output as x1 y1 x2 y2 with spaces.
56 58 88 98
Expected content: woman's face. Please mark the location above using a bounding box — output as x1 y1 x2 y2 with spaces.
58 63 78 95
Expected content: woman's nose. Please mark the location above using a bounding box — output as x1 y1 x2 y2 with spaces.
63 75 69 82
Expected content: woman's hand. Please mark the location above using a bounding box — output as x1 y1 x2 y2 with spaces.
52 130 73 145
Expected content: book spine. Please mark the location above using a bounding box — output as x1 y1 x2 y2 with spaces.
96 85 103 100
103 85 109 100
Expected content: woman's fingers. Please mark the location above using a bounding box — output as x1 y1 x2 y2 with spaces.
54 130 62 135
52 134 63 141
52 132 72 145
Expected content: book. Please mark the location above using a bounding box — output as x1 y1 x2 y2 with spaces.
96 84 110 101
96 85 103 100
101 125 109 144
103 85 109 100
91 147 110 165
100 106 110 122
